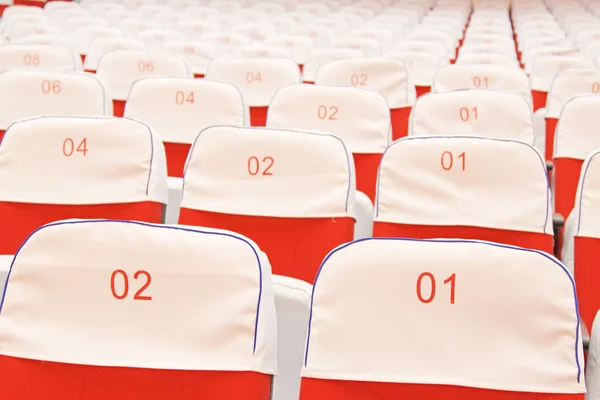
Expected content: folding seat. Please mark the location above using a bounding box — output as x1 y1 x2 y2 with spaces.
233 46 292 59
570 150 600 329
530 55 595 112
395 40 449 63
329 36 382 57
7 21 60 41
71 25 122 62
456 52 520 66
96 50 192 117
295 25 335 49
101 8 136 27
178 125 356 283
177 20 220 40
162 42 217 79
553 95 600 224
267 84 390 203
2 12 50 38
49 8 91 27
0 117 168 255
11 33 75 52
348 27 395 53
137 29 185 52
302 48 363 83
272 275 311 400
459 42 517 59
339 5 375 20
124 77 247 178
524 45 581 73
543 70 600 163
183 5 220 19
0 69 111 140
208 0 242 13
264 35 314 71
409 89 535 145
202 32 251 57
0 219 277 399
83 37 146 73
301 237 584 400
204 58 300 127
0 44 82 72
432 64 533 107
118 18 161 40
252 2 287 14
315 59 415 141
383 51 445 97
2 5 43 20
374 137 552 252
405 29 455 62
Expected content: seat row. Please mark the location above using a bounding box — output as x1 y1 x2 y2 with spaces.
0 219 590 399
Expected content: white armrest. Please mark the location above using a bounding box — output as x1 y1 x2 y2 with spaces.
272 275 312 400
354 191 374 240
166 177 183 225
533 107 546 159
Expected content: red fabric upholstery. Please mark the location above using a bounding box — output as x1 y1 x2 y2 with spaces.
390 106 412 141
373 222 553 254
415 86 431 98
0 355 272 400
250 106 268 127
194 73 204 79
13 0 45 6
553 158 584 220
532 90 548 112
0 201 164 254
574 236 600 329
113 100 126 117
353 153 382 203
545 117 558 161
300 378 584 400
179 209 354 283
164 142 192 178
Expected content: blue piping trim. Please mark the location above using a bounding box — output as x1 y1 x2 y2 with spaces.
374 135 551 234
0 219 264 354
304 237 582 383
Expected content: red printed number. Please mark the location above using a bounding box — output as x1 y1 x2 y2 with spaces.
317 105 338 120
24 53 40 66
138 61 154 72
416 272 456 304
441 151 465 171
593 82 600 94
246 72 262 83
350 73 367 86
175 90 195 105
459 106 478 122
62 138 88 156
41 80 61 94
110 270 152 301
472 76 488 88
248 156 274 175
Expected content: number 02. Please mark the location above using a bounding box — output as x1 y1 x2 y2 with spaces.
110 269 152 301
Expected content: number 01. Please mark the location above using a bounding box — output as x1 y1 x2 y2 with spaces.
416 272 456 304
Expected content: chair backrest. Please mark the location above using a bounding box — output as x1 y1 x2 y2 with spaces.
96 49 192 115
383 50 445 94
554 95 600 221
409 89 534 145
0 69 111 138
302 48 364 83
572 150 600 328
266 83 390 202
315 58 415 140
204 57 300 126
394 40 449 62
161 42 217 77
83 37 146 72
0 219 276 400
124 77 248 177
178 125 356 283
0 44 81 72
530 55 595 95
301 237 584 400
586 311 600 400
433 64 532 106
374 136 553 252
456 52 520 66
0 116 168 254
546 69 600 119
